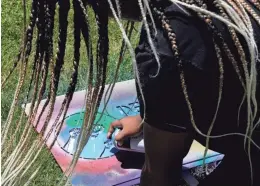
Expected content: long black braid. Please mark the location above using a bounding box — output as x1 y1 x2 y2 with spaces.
44 0 82 145
32 0 56 125
92 0 109 115
101 21 134 121
49 0 93 142
33 0 70 128
71 0 109 148
32 0 57 135
28 0 47 122
19 0 46 139
80 0 94 70
30 0 66 152
62 1 110 179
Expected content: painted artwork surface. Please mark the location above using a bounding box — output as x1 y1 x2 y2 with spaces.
25 79 224 186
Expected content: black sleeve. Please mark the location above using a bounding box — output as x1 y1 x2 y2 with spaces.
134 6 218 130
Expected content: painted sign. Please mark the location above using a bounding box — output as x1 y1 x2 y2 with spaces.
25 79 223 186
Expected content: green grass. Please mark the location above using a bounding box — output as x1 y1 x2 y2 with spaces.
1 0 139 185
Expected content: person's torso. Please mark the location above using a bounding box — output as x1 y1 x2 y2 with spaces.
136 1 260 135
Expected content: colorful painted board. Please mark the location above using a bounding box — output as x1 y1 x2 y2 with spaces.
25 79 224 186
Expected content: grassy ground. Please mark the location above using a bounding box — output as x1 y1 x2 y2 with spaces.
1 0 138 185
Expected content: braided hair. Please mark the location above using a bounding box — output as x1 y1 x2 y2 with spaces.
2 0 114 184
151 0 259 183
2 0 259 185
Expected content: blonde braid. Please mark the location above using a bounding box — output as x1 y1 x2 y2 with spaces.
251 0 260 10
240 0 260 25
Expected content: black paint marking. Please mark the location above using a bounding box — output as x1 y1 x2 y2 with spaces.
116 100 140 116
116 106 128 116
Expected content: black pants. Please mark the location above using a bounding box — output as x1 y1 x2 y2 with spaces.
140 122 260 186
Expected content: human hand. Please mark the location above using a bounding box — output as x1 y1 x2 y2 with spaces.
107 115 143 143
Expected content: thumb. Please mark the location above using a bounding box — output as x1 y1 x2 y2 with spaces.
115 130 127 141
107 120 122 139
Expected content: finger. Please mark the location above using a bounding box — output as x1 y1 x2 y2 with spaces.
107 120 122 139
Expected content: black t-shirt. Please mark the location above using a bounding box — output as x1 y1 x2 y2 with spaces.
135 2 260 136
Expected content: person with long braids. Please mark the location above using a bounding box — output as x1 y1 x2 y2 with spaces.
1 0 260 185
108 0 260 185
